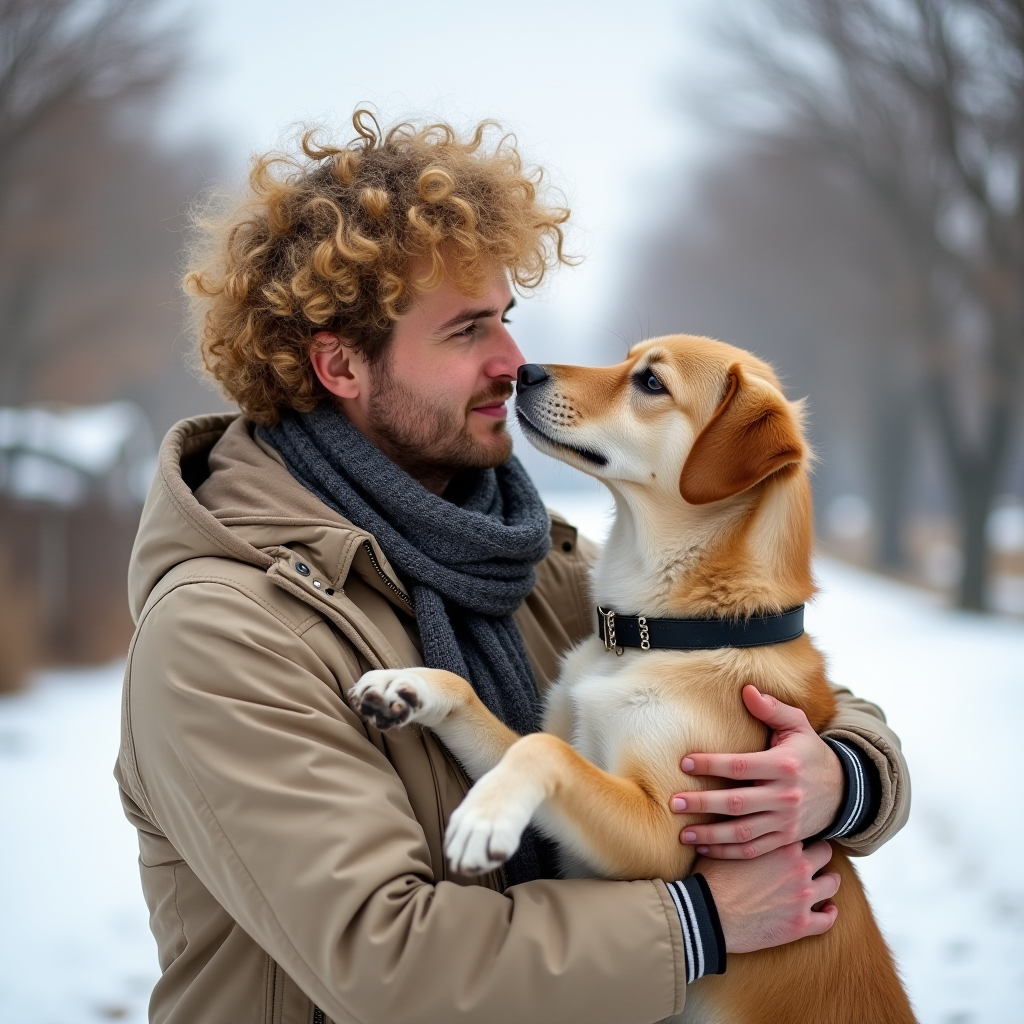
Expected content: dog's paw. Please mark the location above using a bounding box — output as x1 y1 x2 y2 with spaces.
349 669 436 730
444 774 541 876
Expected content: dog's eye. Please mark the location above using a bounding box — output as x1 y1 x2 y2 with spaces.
632 368 669 396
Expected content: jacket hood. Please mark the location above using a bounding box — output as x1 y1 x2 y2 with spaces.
128 414 411 623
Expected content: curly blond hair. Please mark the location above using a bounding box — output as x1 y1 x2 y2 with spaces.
184 110 573 425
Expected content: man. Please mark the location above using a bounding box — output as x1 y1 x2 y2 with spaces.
116 112 909 1023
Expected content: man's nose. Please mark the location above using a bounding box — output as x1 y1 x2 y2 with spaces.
516 364 549 391
487 321 526 379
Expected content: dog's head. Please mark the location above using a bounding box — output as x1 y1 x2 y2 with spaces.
516 334 808 506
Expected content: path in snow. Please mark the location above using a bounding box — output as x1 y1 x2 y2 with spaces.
0 490 1020 1023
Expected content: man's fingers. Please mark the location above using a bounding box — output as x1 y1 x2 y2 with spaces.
802 901 839 937
812 869 842 904
671 785 791 817
680 749 792 781
685 831 789 860
740 684 811 734
679 812 777 847
804 839 835 873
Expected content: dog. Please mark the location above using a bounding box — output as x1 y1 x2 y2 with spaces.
350 335 916 1023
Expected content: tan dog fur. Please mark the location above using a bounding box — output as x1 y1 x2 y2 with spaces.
350 335 916 1023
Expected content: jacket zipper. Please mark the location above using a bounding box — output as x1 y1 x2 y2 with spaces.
361 540 413 609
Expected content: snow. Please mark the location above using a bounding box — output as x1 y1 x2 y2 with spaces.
1 495 1022 1023
989 499 1024 554
0 403 156 506
0 403 151 476
0 664 158 1024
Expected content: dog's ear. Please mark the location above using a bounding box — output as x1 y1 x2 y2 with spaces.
680 364 804 505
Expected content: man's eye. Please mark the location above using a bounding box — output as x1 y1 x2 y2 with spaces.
453 323 478 337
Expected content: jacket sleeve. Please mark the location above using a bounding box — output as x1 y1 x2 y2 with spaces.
125 579 686 1024
822 685 911 856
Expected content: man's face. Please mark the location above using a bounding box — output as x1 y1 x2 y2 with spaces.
320 267 525 491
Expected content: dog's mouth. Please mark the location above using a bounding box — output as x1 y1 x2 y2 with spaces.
515 408 608 467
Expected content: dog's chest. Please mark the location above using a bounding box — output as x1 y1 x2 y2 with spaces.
559 648 698 774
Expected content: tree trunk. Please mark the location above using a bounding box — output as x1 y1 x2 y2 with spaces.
0 267 43 405
871 373 915 570
955 464 993 611
946 402 1012 612
922 351 1014 613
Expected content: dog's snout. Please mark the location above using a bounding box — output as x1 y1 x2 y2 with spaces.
517 363 549 391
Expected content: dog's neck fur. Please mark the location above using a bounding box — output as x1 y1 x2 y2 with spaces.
592 468 815 620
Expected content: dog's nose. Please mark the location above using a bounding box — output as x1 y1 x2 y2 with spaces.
517 363 549 390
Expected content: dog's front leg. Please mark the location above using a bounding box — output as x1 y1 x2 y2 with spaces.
349 668 520 780
445 732 693 881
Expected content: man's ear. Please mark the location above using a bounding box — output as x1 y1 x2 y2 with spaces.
310 332 365 400
679 364 804 505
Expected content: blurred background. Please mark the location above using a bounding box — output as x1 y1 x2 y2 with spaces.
0 1 1022 1022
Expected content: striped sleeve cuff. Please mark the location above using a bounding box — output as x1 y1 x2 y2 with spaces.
807 737 882 842
665 874 727 982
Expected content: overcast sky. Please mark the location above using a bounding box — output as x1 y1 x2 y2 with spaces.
160 0 719 366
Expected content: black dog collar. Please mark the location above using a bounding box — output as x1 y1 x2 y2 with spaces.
597 605 804 653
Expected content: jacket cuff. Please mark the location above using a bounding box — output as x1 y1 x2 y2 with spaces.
806 738 881 843
819 721 908 854
665 875 727 982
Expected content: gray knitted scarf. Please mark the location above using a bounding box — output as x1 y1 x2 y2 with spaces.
260 403 558 885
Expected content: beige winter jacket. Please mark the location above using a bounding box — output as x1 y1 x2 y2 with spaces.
115 414 910 1024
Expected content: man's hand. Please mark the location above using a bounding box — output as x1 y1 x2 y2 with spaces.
698 841 841 952
670 686 843 858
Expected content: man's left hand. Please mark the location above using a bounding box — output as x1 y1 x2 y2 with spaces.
669 685 843 859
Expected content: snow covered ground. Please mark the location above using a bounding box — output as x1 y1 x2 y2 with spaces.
0 664 160 1024
0 489 1021 1023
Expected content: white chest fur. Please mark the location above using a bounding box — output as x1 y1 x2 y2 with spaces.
546 638 718 784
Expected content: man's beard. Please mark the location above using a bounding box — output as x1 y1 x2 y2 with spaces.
365 358 513 482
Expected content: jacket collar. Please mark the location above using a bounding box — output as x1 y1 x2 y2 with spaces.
128 414 413 622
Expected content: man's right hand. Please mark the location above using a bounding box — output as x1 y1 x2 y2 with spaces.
698 841 840 953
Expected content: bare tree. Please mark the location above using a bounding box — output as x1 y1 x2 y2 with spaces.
700 0 1024 610
0 0 181 185
0 0 187 403
0 1 223 686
